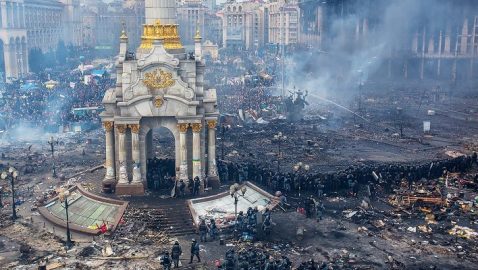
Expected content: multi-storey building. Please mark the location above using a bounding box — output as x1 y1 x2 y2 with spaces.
0 0 82 80
267 0 300 46
177 0 206 45
81 0 144 51
219 0 264 50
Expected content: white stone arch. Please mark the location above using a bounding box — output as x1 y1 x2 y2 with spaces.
121 95 194 118
138 116 181 180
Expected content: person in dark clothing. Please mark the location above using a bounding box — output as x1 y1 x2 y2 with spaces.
352 180 359 197
188 178 194 195
225 249 236 270
199 219 209 242
189 239 200 263
262 216 271 236
209 219 218 240
178 179 186 197
171 241 182 268
161 251 172 270
193 176 201 196
305 197 315 218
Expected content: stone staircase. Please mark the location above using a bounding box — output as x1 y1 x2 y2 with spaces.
155 199 197 236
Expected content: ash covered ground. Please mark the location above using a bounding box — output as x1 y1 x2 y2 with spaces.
0 81 477 269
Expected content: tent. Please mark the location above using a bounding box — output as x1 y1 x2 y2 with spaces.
91 69 107 78
44 80 59 89
20 82 39 92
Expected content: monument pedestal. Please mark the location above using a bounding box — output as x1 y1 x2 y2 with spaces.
115 182 145 195
102 178 116 194
207 175 220 190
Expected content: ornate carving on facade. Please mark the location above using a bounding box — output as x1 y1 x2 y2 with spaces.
116 124 127 134
154 96 164 108
178 123 189 133
144 69 175 90
207 120 217 129
129 124 140 134
103 121 114 132
140 20 183 50
191 123 202 133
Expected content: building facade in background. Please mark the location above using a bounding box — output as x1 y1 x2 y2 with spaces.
80 0 144 52
0 0 83 80
267 0 299 46
219 0 263 50
177 0 206 45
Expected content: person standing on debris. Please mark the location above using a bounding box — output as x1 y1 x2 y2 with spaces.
193 176 201 196
161 251 172 270
189 239 201 264
262 215 272 236
236 211 245 233
305 196 315 218
247 207 257 225
171 241 182 268
199 219 209 242
209 219 218 240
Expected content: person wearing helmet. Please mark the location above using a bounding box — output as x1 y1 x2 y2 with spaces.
189 239 200 263
161 251 172 270
171 241 182 268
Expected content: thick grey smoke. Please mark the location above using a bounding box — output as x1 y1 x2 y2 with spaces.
285 0 469 104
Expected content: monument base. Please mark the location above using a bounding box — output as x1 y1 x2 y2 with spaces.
115 182 145 195
102 178 116 193
207 175 220 190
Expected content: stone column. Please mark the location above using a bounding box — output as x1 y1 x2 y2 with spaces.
103 121 115 181
207 120 217 176
3 44 14 80
178 123 189 180
191 123 202 181
116 124 129 184
129 124 142 183
0 2 7 28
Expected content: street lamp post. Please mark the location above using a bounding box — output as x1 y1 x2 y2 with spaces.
293 162 310 197
273 132 287 172
230 183 247 226
1 167 19 220
58 189 72 249
48 136 59 178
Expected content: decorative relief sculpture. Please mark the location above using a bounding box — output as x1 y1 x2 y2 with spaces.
144 69 175 90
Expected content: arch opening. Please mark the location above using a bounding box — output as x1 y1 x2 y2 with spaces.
145 126 176 191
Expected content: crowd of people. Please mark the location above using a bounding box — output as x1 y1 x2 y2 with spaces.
0 70 113 132
217 154 478 199
160 240 328 270
218 248 292 270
